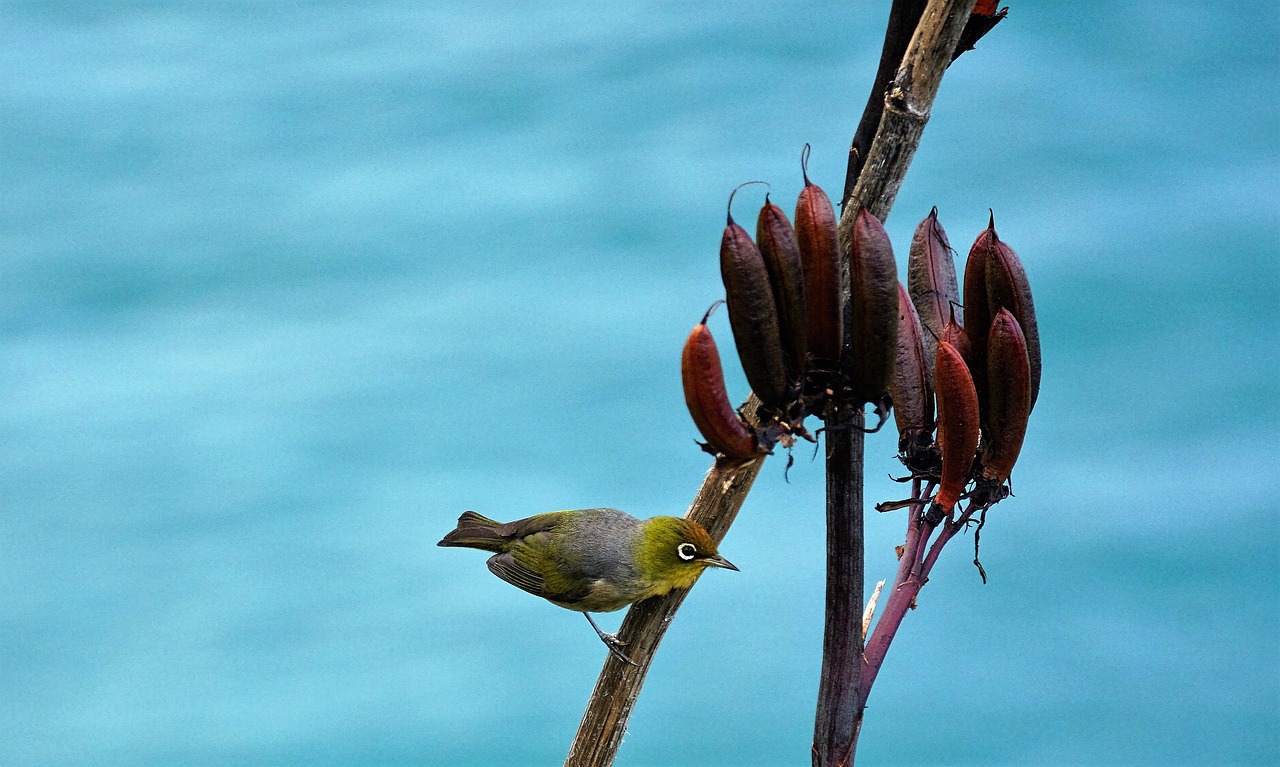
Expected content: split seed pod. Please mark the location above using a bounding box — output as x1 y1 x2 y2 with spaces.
681 307 761 460
756 195 808 382
794 145 842 371
963 217 996 410
848 206 900 405
720 186 788 409
982 217 1041 412
907 207 960 386
890 281 934 454
981 308 1031 482
924 339 980 525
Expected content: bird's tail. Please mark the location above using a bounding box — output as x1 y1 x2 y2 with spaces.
437 511 506 552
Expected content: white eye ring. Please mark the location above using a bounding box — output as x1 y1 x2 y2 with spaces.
677 543 697 561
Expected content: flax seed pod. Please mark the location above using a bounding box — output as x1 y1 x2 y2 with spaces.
720 186 788 409
981 308 1031 482
681 308 761 460
890 281 933 454
848 206 900 405
907 207 960 386
963 214 997 410
983 221 1041 413
756 195 808 383
794 145 842 372
923 339 980 526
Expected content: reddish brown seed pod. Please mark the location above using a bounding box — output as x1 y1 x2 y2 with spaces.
681 308 760 460
982 308 1031 482
849 206 900 405
907 206 960 387
963 214 997 411
756 194 808 382
794 144 842 371
924 339 980 525
720 185 788 409
982 218 1041 413
890 281 934 452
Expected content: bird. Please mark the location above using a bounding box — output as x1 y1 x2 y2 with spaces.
437 507 738 663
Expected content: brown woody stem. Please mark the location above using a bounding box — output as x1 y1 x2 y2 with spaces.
842 0 928 209
564 397 766 767
842 0 979 227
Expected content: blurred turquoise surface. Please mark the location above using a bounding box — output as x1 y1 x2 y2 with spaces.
1 3 1276 765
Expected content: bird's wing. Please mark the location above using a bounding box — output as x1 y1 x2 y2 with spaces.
486 551 547 597
486 535 594 607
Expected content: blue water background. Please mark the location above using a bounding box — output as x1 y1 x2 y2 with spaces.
2 3 1276 765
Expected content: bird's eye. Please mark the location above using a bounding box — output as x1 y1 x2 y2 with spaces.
676 543 697 561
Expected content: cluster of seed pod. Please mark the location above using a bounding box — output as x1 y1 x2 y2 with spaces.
681 146 901 461
890 208 1039 525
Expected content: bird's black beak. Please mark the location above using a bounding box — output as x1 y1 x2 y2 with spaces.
700 554 739 571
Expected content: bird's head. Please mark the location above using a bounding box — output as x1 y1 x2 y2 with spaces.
635 516 738 591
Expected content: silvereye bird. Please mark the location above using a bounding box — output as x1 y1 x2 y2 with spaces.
438 507 738 663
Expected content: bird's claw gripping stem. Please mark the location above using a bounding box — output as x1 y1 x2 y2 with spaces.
585 613 640 666
601 633 640 667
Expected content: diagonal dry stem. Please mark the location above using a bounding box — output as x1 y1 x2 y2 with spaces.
564 397 766 767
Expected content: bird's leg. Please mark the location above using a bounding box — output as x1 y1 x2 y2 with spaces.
584 613 639 666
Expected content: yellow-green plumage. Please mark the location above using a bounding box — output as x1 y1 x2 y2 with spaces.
438 507 737 660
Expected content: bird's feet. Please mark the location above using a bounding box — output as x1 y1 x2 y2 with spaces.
584 612 640 666
600 632 640 667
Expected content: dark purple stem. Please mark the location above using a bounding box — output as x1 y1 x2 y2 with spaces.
861 485 982 709
814 404 866 767
920 515 960 575
922 501 981 575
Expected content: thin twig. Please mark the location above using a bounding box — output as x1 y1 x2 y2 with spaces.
919 513 962 577
895 479 933 584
